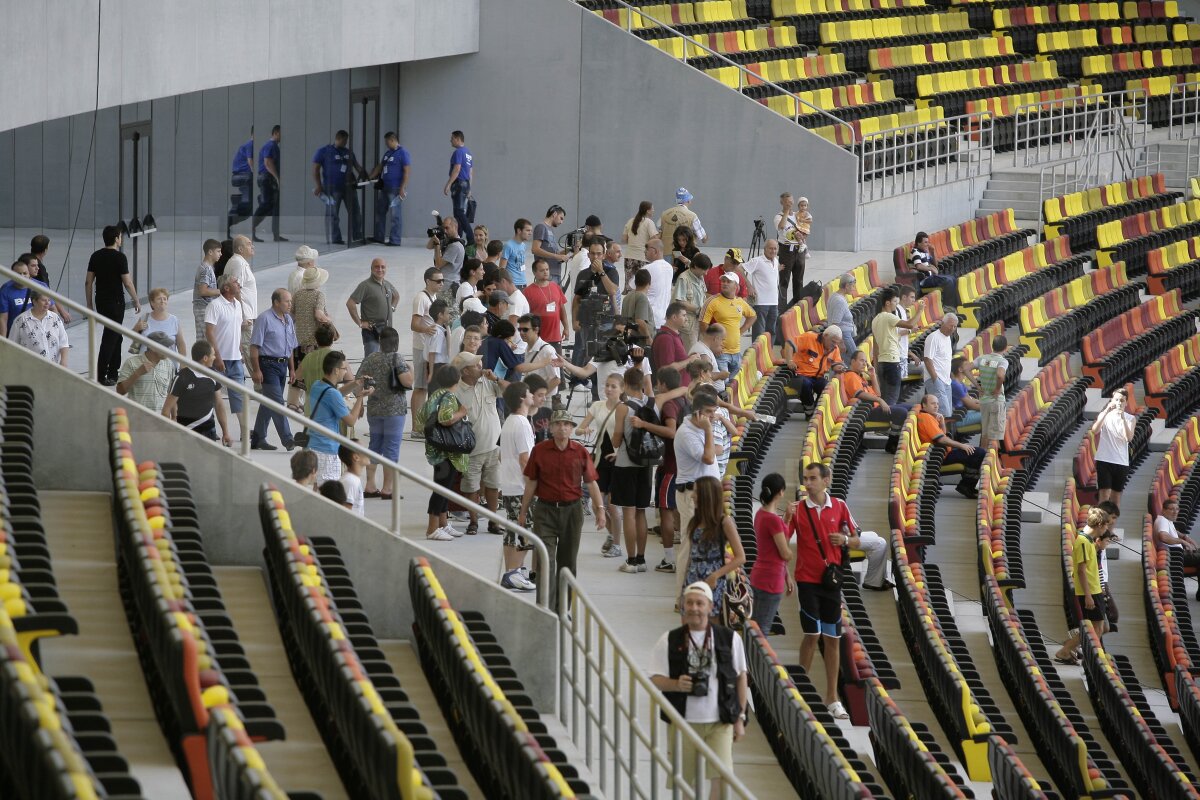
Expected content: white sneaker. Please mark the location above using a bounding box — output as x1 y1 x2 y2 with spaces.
442 524 464 538
827 701 849 720
757 414 777 425
501 568 536 592
426 527 454 542
604 543 624 559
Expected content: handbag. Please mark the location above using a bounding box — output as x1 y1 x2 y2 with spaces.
387 353 408 393
424 393 476 454
291 382 333 448
466 196 478 225
590 405 618 468
804 504 845 591
721 565 754 630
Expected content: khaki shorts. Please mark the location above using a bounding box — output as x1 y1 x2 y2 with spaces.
461 447 501 493
670 721 734 783
980 397 1006 442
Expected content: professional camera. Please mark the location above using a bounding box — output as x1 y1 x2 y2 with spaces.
362 376 376 390
592 323 645 363
563 225 587 252
427 211 449 244
688 671 710 697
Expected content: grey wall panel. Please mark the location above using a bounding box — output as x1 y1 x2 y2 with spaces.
14 125 44 229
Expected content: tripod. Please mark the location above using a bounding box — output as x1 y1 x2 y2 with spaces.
748 218 767 259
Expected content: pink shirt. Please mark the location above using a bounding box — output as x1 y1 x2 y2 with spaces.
750 509 790 594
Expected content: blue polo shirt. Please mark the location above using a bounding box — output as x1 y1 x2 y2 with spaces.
259 139 280 175
0 278 45 331
450 145 473 182
502 239 527 287
231 139 254 174
313 144 353 189
380 146 411 188
250 310 299 359
307 381 350 455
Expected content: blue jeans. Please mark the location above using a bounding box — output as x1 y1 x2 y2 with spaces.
750 587 784 634
375 186 403 244
252 358 293 446
228 172 252 230
790 375 827 408
877 361 902 406
716 351 741 379
362 327 382 357
920 274 958 308
450 178 471 238
925 379 952 418
752 304 779 342
222 359 246 414
324 187 361 244
368 414 405 462
957 409 982 429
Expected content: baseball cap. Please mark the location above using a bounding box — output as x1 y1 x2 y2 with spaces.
550 409 577 425
676 187 694 204
450 352 482 369
721 271 741 285
683 581 713 602
725 247 744 264
488 290 510 306
146 331 175 349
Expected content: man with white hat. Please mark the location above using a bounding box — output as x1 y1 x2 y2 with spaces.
452 350 504 536
659 187 708 253
289 245 319 296
649 580 748 797
699 272 756 377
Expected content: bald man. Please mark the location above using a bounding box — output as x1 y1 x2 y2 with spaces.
922 312 958 419
346 258 400 358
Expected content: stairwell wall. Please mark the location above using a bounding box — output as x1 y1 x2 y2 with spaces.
0 339 559 710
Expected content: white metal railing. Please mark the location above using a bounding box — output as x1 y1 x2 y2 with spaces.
858 110 995 203
0 265 555 607
1016 87 1148 168
1035 141 1167 235
1168 78 1200 142
557 571 755 799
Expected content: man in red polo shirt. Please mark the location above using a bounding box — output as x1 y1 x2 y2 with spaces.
703 248 749 298
650 302 696 385
519 409 607 610
523 258 568 349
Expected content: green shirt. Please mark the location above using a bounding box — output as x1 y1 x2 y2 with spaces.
299 346 332 413
416 389 470 473
1072 532 1100 596
975 352 1007 399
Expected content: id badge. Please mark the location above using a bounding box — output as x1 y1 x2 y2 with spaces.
546 302 557 313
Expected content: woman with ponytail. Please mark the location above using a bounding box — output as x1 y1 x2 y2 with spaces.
749 472 793 633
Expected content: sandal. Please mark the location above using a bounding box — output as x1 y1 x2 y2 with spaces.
1053 653 1078 666
380 493 392 501
364 490 382 498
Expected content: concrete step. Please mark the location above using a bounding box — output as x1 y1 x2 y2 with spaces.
981 189 1042 203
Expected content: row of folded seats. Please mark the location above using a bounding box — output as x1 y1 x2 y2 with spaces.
867 36 1020 96
1000 353 1089 475
1144 333 1200 426
813 107 958 177
1081 45 1200 93
1043 172 1180 252
978 452 1027 599
1080 289 1196 393
256 488 466 800
893 208 1033 283
107 409 292 800
967 85 1105 152
815 11 974 71
704 52 852 94
1060 480 1200 798
1037 24 1200 79
1147 233 1200 299
914 60 1066 118
1018 261 1137 365
1122 71 1200 126
644 21 801 56
788 258 883 343
953 235 1087 329
407 557 593 799
0 388 143 800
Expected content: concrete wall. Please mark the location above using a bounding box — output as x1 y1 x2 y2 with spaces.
857 176 990 253
395 0 860 250
0 0 479 133
0 337 559 710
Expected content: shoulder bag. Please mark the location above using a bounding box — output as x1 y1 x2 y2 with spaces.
804 503 846 592
291 382 334 448
423 392 476 454
388 352 408 393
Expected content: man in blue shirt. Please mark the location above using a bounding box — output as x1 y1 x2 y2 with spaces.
227 128 254 238
249 288 300 451
443 130 474 238
369 131 411 245
311 130 366 246
252 125 287 242
306 350 372 483
0 260 47 337
499 218 533 288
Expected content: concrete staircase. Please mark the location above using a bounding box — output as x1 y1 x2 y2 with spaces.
1142 140 1194 192
975 170 1046 229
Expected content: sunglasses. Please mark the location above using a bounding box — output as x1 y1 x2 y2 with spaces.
430 278 445 283
518 327 532 333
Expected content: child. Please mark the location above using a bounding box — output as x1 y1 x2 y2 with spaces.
498 381 537 592
524 373 552 443
291 449 319 491
337 444 368 516
318 479 353 509
424 300 451 387
1054 507 1117 664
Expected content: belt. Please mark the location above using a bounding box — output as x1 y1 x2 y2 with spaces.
677 482 696 491
260 356 289 362
538 498 581 507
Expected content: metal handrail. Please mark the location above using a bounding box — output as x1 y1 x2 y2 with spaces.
857 108 995 203
0 265 554 607
1015 86 1146 168
591 0 859 144
556 571 755 799
1168 78 1200 142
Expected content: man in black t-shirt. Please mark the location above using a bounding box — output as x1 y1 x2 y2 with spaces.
84 224 141 384
161 340 232 444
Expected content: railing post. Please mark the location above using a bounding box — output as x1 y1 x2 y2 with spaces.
240 401 250 456
390 471 400 533
87 316 98 383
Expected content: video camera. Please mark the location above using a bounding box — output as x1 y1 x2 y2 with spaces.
591 321 647 364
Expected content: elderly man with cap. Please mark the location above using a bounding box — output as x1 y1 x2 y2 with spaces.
825 273 858 352
782 324 844 418
519 408 606 610
452 350 505 536
649 579 749 797
659 187 708 251
288 245 319 296
116 331 178 412
699 272 756 377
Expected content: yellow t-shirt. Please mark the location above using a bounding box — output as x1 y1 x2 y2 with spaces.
1071 533 1100 596
871 310 903 363
701 295 756 354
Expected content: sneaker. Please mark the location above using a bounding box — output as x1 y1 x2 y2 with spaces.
636 558 648 573
426 528 454 542
619 561 639 574
603 543 625 559
409 430 425 441
655 559 676 573
827 701 849 720
600 534 615 555
757 414 777 425
441 525 465 538
501 569 536 592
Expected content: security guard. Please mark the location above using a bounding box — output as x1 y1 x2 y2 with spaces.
227 128 254 238
311 130 366 245
252 125 287 242
369 131 411 246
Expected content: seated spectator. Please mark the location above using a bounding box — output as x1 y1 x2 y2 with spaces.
11 289 68 366
291 449 319 491
115 331 177 412
825 274 857 353
162 340 232 445
1155 498 1200 599
915 393 982 498
909 231 958 307
782 324 843 418
841 350 909 454
950 357 981 433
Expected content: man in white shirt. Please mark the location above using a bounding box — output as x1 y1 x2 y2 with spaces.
642 238 675 329
498 381 538 592
742 239 780 341
922 313 957 419
1092 385 1137 507
205 274 247 439
689 323 730 391
774 192 802 306
672 393 722 595
495 271 531 356
518 314 560 394
224 235 258 382
1155 498 1200 597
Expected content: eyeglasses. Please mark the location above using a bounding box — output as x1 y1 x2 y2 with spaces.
518 327 532 333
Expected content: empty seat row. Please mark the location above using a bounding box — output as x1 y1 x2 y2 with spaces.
819 10 971 44
205 704 308 800
893 208 1032 282
1000 354 1089 473
1143 494 1199 708
1126 71 1200 126
257 489 465 800
916 59 1058 97
811 106 953 178
889 409 936 543
643 21 801 57
775 5 937 44
1081 289 1196 391
1147 232 1200 298
1043 172 1179 250
837 579 902 724
955 235 1087 329
773 0 928 15
1145 333 1200 426
992 2 1122 30
1096 198 1200 272
803 377 868 498
867 35 1018 94
108 410 289 800
744 623 885 797
625 0 752 30
978 452 1025 596
408 558 595 799
1017 261 1137 365
821 21 977 70
703 52 851 93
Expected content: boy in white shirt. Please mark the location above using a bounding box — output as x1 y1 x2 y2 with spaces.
423 299 451 386
337 445 368 517
498 381 537 592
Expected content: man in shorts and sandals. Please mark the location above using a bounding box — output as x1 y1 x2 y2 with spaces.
972 336 1009 451
1055 513 1118 664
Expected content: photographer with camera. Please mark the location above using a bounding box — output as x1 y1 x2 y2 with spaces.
554 317 652 396
572 241 622 378
1092 383 1138 508
532 205 574 285
426 214 465 275
649 581 749 797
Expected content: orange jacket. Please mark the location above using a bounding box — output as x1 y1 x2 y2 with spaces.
791 330 840 378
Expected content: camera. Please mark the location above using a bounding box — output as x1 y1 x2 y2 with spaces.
753 217 765 233
362 377 376 390
688 671 710 697
427 211 448 244
592 323 645 363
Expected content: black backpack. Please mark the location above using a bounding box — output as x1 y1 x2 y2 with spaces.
625 399 665 467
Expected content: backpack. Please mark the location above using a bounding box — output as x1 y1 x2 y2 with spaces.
625 399 665 467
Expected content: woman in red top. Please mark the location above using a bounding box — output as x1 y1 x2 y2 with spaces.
749 473 793 634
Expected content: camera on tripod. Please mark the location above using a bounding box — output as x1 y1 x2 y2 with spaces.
591 321 646 363
563 225 587 252
427 211 450 244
